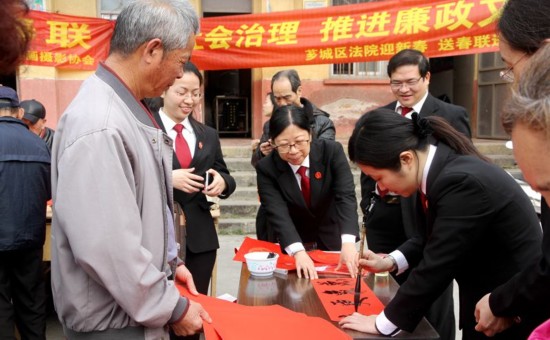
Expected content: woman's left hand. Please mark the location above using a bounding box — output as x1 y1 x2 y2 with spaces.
337 243 359 277
203 169 226 197
339 313 380 334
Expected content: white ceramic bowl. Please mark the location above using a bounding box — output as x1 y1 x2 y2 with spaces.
244 251 279 277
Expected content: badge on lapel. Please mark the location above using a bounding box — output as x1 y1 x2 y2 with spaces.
314 171 322 180
198 141 203 150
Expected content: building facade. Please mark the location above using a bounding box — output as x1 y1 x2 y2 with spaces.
13 0 510 141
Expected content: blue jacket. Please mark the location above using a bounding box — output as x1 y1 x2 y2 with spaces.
0 116 51 250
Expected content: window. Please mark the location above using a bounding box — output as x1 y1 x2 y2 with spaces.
331 0 387 79
27 0 46 11
99 0 133 19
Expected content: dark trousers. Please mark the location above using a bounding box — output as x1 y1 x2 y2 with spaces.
184 249 217 295
0 248 46 340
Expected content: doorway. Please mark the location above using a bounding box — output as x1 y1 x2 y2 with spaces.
202 5 252 138
204 68 251 138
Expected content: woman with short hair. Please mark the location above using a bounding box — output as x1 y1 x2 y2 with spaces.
255 104 359 279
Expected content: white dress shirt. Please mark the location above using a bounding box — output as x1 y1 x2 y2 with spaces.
159 108 196 157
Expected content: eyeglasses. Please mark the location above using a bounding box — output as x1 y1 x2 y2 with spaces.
390 77 424 90
500 54 527 83
272 140 310 153
176 92 202 100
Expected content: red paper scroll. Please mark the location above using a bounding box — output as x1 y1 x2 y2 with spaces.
312 278 385 321
176 284 351 340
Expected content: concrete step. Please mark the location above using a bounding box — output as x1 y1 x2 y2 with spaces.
232 171 257 187
232 170 363 189
218 218 256 235
231 186 259 200
487 154 516 169
473 140 512 156
220 197 363 220
225 157 255 172
219 200 260 217
220 144 254 158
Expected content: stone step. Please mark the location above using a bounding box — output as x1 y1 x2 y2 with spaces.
487 154 516 169
473 140 512 155
218 218 256 235
231 170 363 189
231 187 259 200
231 186 363 200
219 200 260 217
225 157 255 172
232 171 258 187
219 198 364 220
220 144 254 158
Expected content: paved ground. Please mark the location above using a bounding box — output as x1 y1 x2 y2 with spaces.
45 234 246 339
46 234 461 339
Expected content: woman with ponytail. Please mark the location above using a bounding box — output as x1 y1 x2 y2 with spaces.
340 109 543 339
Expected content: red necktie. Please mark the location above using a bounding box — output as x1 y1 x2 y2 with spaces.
297 166 311 207
173 124 192 168
401 106 413 116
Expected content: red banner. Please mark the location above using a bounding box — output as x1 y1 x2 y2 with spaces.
193 0 504 70
24 11 114 71
23 0 503 71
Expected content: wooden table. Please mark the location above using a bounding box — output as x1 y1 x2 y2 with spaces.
237 265 439 339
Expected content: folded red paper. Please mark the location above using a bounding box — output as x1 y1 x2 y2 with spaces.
233 236 296 270
176 283 352 340
308 250 340 264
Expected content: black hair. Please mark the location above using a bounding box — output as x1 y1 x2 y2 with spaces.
143 97 163 113
268 105 311 140
349 109 489 170
497 0 550 55
387 49 430 78
271 69 301 93
183 61 203 86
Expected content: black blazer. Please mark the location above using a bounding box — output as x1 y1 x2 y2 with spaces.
256 139 358 250
385 142 542 339
153 113 236 253
384 93 472 138
360 93 472 257
489 196 550 323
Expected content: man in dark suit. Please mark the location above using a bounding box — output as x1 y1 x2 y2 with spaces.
360 49 471 340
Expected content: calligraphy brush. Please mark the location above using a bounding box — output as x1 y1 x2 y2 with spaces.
354 197 375 312
354 225 366 312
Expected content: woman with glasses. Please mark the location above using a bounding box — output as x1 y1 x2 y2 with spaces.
496 0 550 84
150 61 236 297
255 104 359 279
339 109 542 339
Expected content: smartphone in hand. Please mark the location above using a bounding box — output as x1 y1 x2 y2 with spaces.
204 172 211 188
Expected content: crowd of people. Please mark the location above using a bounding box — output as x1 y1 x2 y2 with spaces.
0 0 549 338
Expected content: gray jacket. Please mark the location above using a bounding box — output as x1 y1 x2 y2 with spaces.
51 64 187 338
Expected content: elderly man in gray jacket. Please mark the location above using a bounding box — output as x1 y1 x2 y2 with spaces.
50 1 211 338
